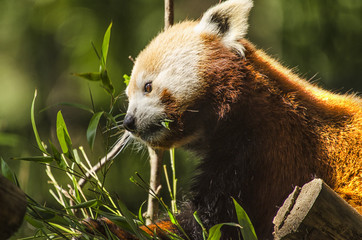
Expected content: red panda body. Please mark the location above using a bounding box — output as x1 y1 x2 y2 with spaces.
123 0 362 239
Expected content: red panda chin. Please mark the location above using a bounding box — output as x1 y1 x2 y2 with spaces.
130 125 169 148
136 130 194 150
134 118 205 150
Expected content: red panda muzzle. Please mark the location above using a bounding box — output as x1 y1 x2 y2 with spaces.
123 114 137 133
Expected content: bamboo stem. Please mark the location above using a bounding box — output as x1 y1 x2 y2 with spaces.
145 0 174 223
145 147 164 225
164 0 174 29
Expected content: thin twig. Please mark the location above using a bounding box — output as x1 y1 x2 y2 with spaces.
78 132 130 188
145 147 164 225
164 0 174 29
145 0 174 223
128 55 135 63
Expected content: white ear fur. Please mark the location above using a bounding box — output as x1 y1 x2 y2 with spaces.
194 0 253 56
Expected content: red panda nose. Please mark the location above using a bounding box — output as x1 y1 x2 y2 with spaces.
123 114 136 132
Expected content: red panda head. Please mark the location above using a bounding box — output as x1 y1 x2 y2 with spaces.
124 0 253 149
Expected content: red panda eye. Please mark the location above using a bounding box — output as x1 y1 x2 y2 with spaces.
144 82 152 93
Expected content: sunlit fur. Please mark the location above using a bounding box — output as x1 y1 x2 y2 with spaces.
124 0 361 239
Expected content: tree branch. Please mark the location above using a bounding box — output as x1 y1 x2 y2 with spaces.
145 147 164 225
164 0 174 29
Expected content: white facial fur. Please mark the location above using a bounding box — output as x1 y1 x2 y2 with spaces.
125 22 203 145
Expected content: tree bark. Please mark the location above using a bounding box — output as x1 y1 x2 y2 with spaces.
273 178 362 240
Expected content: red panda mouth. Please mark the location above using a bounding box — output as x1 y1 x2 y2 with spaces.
133 121 168 145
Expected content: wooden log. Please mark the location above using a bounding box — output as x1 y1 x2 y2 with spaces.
0 175 27 239
273 178 362 240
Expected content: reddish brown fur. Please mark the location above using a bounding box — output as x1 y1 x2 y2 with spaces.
132 36 362 239
94 35 361 239
240 40 362 212
104 16 361 240
168 36 361 238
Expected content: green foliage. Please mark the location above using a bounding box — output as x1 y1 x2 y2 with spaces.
31 90 47 154
10 20 257 240
1 157 17 184
19 96 148 239
193 199 257 240
123 74 131 86
193 211 208 239
161 119 173 130
86 111 104 150
56 111 73 156
74 22 115 96
130 173 188 240
233 197 257 240
102 22 112 67
116 199 151 240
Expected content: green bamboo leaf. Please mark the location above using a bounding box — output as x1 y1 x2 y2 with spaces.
166 208 177 225
207 223 241 240
207 224 223 240
31 90 47 153
58 102 94 113
49 215 73 227
28 206 71 227
104 112 118 126
48 140 67 169
138 201 147 224
102 22 112 67
65 131 75 160
29 206 56 220
72 148 81 164
86 111 104 150
100 69 115 95
72 175 81 203
67 199 101 209
117 199 149 240
56 111 72 155
1 158 15 183
161 119 173 130
41 102 94 114
24 214 44 228
91 41 101 61
73 72 102 81
232 198 258 240
193 211 208 240
123 74 130 86
98 211 136 234
13 156 53 163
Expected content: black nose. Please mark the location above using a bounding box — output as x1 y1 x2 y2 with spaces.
123 114 136 132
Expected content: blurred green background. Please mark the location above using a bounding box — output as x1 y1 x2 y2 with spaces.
0 0 361 237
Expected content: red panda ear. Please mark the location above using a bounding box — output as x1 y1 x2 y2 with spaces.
195 0 253 56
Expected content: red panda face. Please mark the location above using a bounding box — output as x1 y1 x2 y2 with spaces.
124 0 253 149
124 22 206 149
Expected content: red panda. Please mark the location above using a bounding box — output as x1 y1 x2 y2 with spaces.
120 0 362 239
